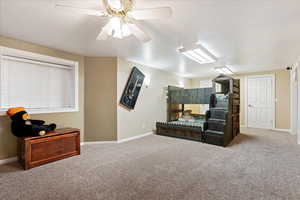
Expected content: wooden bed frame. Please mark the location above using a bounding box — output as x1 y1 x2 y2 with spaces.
156 86 210 142
156 122 203 142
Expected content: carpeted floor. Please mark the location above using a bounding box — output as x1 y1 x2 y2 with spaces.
1 128 300 200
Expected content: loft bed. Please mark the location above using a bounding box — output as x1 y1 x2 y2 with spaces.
156 75 240 147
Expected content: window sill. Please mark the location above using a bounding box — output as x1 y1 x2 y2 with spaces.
0 108 79 116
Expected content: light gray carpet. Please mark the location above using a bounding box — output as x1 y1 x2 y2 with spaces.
1 128 300 200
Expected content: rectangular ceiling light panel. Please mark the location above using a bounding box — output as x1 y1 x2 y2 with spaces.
179 45 216 64
215 66 234 75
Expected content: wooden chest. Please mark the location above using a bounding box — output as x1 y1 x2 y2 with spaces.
17 128 80 170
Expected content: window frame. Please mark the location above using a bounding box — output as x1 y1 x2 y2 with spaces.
0 46 79 116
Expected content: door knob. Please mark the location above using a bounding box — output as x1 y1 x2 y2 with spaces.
248 104 252 107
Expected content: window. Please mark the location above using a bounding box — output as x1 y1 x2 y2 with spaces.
199 80 212 114
215 82 222 93
0 46 79 114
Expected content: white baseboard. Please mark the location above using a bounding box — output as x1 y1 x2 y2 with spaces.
117 132 153 143
271 128 291 133
82 132 153 145
1 132 154 165
82 141 118 145
0 157 17 165
241 126 291 133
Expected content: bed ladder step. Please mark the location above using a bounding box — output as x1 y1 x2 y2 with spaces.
208 109 227 120
205 130 224 135
205 121 225 132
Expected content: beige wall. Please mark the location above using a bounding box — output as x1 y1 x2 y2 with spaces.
190 69 291 129
0 36 291 160
84 57 118 141
0 36 190 156
117 58 191 140
274 70 290 129
0 36 85 160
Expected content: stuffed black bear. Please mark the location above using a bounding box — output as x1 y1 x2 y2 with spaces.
7 107 56 137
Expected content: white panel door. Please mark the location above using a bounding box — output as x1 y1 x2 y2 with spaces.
247 75 275 129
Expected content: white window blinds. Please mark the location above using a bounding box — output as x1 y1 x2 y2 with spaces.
0 47 78 114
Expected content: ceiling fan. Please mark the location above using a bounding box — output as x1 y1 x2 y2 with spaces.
55 0 173 43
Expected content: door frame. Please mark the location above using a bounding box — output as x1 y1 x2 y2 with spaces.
244 74 276 129
298 65 300 143
290 65 298 136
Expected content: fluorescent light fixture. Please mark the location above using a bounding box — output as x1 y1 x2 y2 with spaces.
178 44 217 64
215 66 234 75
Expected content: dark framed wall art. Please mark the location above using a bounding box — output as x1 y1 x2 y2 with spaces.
120 67 145 110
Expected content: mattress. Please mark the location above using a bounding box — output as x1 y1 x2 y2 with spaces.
168 118 205 128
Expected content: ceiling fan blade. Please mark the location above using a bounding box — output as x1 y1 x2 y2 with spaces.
130 7 172 20
55 0 101 8
55 4 106 16
128 23 151 43
136 0 193 4
96 21 113 40
97 30 109 41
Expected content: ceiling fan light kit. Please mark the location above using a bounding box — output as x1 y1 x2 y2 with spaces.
56 0 173 42
99 17 131 39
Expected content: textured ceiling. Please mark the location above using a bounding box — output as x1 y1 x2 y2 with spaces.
1 0 300 77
